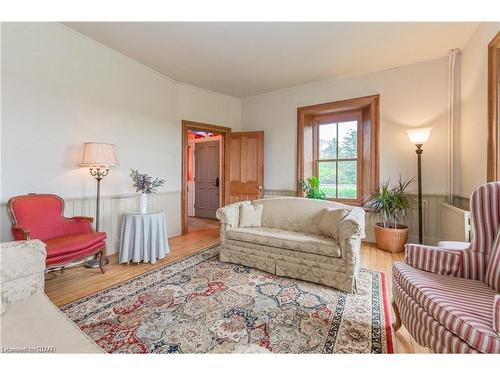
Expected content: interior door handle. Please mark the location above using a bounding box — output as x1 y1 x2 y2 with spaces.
215 177 219 187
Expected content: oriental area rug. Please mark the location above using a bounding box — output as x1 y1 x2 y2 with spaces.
61 245 394 353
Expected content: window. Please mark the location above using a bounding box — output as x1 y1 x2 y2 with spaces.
297 95 379 205
316 113 361 200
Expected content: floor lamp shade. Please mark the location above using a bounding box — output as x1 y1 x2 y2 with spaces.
81 142 119 167
407 127 432 145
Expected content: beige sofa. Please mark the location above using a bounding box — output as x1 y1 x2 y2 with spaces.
216 197 365 293
0 240 103 353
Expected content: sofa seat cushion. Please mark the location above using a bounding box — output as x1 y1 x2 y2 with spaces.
226 227 341 258
393 262 500 353
44 232 106 258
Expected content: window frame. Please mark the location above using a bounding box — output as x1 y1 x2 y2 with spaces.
297 95 379 206
313 111 363 202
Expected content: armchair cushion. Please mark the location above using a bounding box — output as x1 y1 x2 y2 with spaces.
393 262 500 353
46 241 105 267
485 231 500 291
405 244 462 276
44 232 106 258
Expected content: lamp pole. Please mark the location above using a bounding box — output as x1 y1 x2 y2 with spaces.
407 127 431 245
89 166 109 231
415 144 423 244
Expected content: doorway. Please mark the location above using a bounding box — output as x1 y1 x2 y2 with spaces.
181 120 265 235
182 120 231 234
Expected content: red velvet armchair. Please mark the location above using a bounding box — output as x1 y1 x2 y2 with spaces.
8 193 107 272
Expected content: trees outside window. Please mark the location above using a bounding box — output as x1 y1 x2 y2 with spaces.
317 118 360 200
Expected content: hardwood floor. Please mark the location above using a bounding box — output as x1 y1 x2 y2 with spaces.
45 228 428 354
187 216 220 231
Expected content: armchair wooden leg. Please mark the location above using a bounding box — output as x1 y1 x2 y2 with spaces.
392 299 402 331
99 249 106 274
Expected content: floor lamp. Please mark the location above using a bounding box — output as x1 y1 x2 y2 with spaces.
81 142 119 268
407 128 432 244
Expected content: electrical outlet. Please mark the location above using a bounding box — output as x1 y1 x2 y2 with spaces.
422 199 428 208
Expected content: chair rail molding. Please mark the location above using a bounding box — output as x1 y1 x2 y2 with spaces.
0 191 182 255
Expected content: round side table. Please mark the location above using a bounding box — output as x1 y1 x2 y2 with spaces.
119 211 170 264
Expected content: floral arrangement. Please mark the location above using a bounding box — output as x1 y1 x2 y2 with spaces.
130 169 165 194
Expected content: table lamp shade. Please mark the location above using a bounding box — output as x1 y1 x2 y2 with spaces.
81 142 119 167
407 127 432 145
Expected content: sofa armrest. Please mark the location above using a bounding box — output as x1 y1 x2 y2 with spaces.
11 225 31 241
405 244 463 276
339 207 365 240
63 216 94 235
1 240 46 310
494 295 500 335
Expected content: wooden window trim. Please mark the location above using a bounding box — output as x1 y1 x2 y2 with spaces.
487 32 500 182
297 95 380 206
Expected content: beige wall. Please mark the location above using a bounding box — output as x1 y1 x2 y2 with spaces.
0 23 241 242
242 57 450 195
459 22 500 198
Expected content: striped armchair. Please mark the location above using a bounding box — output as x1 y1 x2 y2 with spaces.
392 182 500 353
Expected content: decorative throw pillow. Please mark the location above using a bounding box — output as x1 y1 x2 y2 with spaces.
239 204 263 228
318 208 350 240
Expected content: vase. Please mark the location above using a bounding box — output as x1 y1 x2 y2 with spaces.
139 193 148 214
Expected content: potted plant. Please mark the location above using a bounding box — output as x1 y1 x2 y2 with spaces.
300 176 326 200
364 176 415 253
130 169 166 214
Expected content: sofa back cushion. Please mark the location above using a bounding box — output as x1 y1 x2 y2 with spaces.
239 204 263 228
485 231 500 291
318 208 351 239
252 197 352 235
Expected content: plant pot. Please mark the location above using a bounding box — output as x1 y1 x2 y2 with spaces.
373 223 408 253
139 193 148 214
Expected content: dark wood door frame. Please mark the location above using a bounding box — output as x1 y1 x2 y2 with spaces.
487 31 500 182
181 120 231 235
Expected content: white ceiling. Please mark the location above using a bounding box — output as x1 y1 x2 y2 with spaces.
65 22 479 97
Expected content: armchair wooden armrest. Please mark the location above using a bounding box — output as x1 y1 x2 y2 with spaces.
69 216 94 223
11 225 31 241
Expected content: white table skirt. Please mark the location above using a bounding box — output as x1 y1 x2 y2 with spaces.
119 211 170 264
